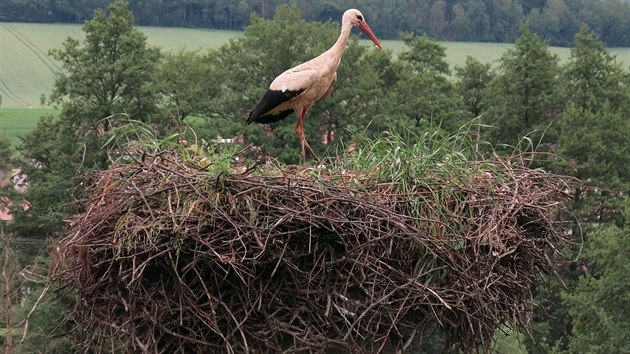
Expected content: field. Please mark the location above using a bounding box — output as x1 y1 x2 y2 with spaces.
1 22 629 138
0 108 58 145
1 23 241 110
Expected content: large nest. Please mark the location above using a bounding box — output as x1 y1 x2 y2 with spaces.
55 146 571 353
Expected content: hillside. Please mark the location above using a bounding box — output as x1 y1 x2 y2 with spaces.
2 22 629 109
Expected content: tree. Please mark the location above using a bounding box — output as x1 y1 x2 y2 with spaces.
569 0 630 47
454 56 494 117
561 199 630 353
527 0 577 47
0 137 16 353
487 0 524 42
482 25 561 146
558 105 630 193
492 327 528 354
384 34 468 135
398 33 451 76
1 218 17 353
561 24 629 114
1 138 17 227
49 0 161 133
1 128 72 354
157 50 223 122
0 138 12 171
429 1 448 37
556 25 630 223
555 100 630 226
529 105 630 353
451 0 491 41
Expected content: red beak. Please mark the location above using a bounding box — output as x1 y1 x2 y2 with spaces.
358 21 382 49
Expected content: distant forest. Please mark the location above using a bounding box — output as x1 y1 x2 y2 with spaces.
1 0 630 46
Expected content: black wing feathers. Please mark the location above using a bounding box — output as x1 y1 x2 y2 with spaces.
250 109 294 124
247 88 304 124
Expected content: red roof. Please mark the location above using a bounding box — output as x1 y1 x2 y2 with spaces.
1 196 14 221
0 196 28 222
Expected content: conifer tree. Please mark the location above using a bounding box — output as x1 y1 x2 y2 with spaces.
483 25 561 146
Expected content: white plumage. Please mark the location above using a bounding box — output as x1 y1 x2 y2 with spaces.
247 9 382 161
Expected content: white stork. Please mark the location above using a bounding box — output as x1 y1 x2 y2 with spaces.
247 9 382 161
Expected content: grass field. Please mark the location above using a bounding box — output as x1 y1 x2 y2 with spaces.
1 22 629 137
0 108 58 145
1 23 241 110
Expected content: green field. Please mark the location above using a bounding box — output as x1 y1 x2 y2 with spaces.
1 23 241 109
0 108 58 145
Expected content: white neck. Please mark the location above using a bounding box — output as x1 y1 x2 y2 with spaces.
327 20 353 65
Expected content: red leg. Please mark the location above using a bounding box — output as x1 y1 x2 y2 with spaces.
295 109 307 161
295 107 319 162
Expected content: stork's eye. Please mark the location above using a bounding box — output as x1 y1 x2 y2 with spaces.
357 15 363 21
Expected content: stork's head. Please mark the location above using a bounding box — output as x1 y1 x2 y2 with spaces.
344 9 382 49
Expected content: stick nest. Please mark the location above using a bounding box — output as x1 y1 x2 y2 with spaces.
54 147 571 353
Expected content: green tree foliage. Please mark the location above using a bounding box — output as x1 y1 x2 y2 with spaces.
451 0 491 41
49 0 161 131
559 105 630 191
486 0 524 42
562 24 630 114
527 0 578 47
13 289 73 352
384 34 468 134
157 50 223 122
10 117 77 237
482 26 561 146
560 200 630 353
0 138 13 171
454 56 494 117
492 327 528 354
0 137 15 223
1 138 72 353
398 33 450 75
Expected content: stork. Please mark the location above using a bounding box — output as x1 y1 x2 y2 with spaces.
246 9 382 162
